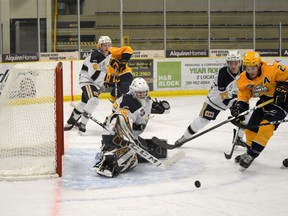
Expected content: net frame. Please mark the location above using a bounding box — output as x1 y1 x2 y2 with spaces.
0 62 64 180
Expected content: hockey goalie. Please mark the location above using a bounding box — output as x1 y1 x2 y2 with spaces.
91 78 170 177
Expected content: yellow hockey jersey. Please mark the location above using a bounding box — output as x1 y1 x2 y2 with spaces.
108 46 133 76
237 61 288 103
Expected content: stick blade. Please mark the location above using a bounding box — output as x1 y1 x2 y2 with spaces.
224 128 238 160
224 152 233 159
163 151 186 168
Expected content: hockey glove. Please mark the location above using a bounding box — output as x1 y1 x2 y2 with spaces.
274 82 288 105
230 101 249 121
151 99 171 114
104 73 120 88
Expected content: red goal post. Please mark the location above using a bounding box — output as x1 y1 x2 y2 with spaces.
0 61 64 180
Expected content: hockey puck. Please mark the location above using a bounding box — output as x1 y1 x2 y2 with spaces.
194 180 201 188
282 158 288 167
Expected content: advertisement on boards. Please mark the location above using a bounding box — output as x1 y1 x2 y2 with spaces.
166 50 208 58
209 49 253 57
2 53 38 62
154 58 226 91
0 63 15 95
40 52 78 61
131 50 165 59
129 59 154 90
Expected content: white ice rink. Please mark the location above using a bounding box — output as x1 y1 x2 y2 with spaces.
1 95 288 216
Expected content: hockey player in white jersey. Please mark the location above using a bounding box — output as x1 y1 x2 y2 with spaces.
64 36 112 133
92 78 170 177
175 50 246 147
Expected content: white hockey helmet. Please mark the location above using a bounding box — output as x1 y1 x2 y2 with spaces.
98 36 112 47
226 50 241 62
129 78 149 100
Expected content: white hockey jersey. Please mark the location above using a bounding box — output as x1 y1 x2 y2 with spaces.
79 49 111 89
103 93 152 139
205 66 241 111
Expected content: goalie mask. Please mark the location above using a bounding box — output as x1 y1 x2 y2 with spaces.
129 78 149 101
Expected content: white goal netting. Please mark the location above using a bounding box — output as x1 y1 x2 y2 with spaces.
0 62 62 179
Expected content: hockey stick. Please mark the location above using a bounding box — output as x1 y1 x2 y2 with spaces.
224 128 240 159
152 99 274 150
114 68 119 99
71 103 185 169
70 103 107 129
231 117 288 129
116 115 185 170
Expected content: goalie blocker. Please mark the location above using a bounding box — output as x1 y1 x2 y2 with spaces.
137 137 167 163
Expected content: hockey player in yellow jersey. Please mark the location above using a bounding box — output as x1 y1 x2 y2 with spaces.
104 46 134 103
230 51 288 170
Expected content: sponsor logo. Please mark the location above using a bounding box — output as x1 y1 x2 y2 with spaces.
0 70 9 83
166 50 208 58
2 54 38 62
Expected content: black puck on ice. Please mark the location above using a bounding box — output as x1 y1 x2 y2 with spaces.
282 158 288 167
194 180 201 188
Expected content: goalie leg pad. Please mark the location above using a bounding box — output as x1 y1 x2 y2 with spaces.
115 147 138 173
94 148 138 177
94 136 138 177
93 151 117 178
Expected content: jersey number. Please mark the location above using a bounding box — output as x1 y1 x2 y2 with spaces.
278 64 286 72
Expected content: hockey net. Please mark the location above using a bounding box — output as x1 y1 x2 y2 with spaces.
0 62 63 180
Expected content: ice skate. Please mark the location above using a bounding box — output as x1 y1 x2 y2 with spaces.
234 154 244 163
64 114 80 131
78 122 86 134
238 153 255 170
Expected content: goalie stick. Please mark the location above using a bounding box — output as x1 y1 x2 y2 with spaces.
70 103 185 170
116 114 185 170
152 99 274 150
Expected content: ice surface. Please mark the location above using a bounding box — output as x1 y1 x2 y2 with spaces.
1 95 288 216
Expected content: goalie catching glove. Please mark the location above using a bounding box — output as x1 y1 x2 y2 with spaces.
151 99 171 114
230 100 249 121
110 58 127 73
274 82 288 105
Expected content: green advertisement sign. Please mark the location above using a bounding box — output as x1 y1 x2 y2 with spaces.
157 62 181 88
